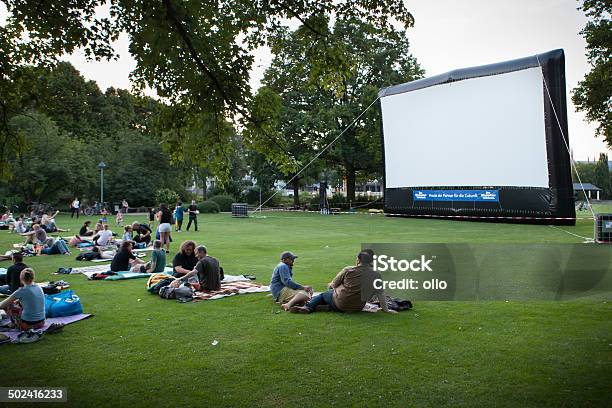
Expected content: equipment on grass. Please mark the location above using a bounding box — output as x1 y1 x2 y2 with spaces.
231 203 248 218
379 49 575 225
594 214 612 243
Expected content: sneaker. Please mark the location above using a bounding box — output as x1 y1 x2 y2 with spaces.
289 306 312 314
17 329 43 344
45 323 65 334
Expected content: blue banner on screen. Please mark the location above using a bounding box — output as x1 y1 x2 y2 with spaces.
413 190 500 202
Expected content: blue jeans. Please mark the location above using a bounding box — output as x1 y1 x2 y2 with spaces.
304 289 338 312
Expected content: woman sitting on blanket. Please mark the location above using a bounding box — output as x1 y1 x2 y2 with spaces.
0 268 46 331
40 210 68 233
79 220 94 237
110 241 145 272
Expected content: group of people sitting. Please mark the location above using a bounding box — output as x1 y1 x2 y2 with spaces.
0 255 45 337
270 249 397 314
108 239 222 293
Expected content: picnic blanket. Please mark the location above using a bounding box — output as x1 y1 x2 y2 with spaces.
66 264 173 279
193 281 269 301
0 314 93 343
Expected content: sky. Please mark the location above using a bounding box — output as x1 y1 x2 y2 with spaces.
1 0 609 160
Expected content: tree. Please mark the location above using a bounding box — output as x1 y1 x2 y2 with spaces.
0 0 415 179
572 0 611 146
250 17 423 202
593 153 611 199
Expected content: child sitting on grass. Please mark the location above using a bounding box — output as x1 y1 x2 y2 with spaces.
122 225 133 241
0 268 46 332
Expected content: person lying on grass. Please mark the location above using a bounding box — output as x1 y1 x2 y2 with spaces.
270 251 313 311
141 240 167 274
172 240 198 278
290 250 397 315
170 245 221 291
21 223 47 245
37 238 71 256
110 240 145 273
0 268 45 331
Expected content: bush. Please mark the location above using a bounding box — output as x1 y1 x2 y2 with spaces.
198 200 220 213
155 188 180 206
208 194 235 212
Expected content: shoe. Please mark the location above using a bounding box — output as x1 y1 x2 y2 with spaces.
289 306 312 314
17 329 43 344
45 323 65 334
315 305 331 312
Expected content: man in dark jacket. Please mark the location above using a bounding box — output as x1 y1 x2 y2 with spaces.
0 253 28 295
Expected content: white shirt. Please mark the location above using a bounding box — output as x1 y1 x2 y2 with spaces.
72 200 80 209
96 230 113 246
15 220 26 233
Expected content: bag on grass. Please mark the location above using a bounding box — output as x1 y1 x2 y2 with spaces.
45 290 83 318
159 285 176 299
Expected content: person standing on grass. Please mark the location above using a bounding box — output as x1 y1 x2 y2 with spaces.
174 202 184 232
0 268 45 332
0 253 28 295
148 207 156 229
115 210 124 227
171 240 198 277
70 197 80 218
156 203 173 253
186 200 198 231
270 251 313 311
290 251 396 315
122 199 129 214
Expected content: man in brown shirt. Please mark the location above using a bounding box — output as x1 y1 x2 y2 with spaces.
290 251 396 314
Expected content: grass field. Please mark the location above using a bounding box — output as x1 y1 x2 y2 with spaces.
0 208 610 407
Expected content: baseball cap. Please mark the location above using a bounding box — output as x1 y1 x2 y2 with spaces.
280 251 298 261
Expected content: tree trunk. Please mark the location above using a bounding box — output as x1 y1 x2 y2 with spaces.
345 165 356 205
292 176 300 207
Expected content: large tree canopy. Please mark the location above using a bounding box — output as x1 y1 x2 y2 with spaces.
248 17 423 202
0 0 415 179
572 0 611 146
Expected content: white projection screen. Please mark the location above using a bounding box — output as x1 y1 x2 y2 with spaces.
378 49 576 225
381 67 549 188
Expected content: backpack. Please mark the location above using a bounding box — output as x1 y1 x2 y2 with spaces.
159 285 176 299
45 290 83 318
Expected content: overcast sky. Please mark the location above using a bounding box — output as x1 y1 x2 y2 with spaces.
1 0 609 160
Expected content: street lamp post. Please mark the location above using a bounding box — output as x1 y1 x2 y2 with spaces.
98 162 107 206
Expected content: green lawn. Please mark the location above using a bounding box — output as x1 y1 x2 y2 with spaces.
0 210 610 407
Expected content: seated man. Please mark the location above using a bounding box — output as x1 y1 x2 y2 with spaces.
171 240 198 277
270 251 312 311
290 251 396 314
143 240 167 274
20 223 46 245
171 245 221 291
132 222 152 245
93 224 113 246
0 268 46 333
0 253 28 295
110 241 145 272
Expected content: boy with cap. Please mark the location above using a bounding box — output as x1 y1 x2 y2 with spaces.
270 251 313 311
